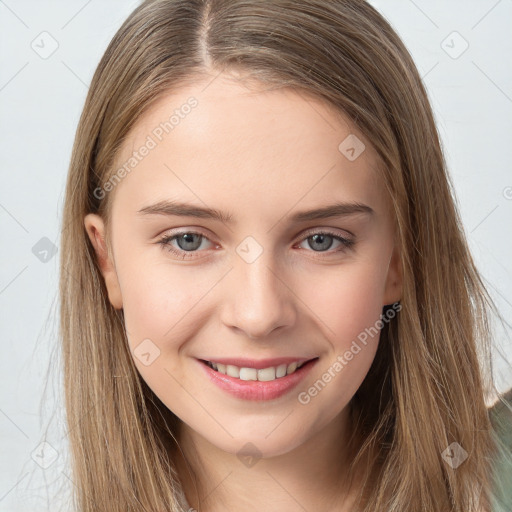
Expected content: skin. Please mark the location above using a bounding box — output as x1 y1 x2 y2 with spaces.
85 71 402 512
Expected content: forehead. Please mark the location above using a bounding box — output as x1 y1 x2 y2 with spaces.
108 72 388 223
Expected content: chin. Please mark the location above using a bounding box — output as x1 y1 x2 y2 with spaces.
199 423 310 460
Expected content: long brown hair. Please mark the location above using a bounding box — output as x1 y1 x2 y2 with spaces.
59 1 503 510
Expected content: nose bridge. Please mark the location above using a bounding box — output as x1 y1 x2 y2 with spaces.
221 237 296 339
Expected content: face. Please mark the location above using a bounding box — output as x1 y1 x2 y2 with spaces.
85 72 402 459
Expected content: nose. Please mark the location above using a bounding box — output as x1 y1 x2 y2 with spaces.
220 251 297 340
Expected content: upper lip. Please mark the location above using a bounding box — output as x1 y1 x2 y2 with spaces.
198 356 317 369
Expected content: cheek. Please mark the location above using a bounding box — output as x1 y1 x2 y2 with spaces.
116 250 218 353
116 257 214 410
292 257 388 409
301 256 389 347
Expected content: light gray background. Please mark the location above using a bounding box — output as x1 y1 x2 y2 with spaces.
1 1 511 510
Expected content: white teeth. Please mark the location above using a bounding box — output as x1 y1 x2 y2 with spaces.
257 367 276 381
206 359 311 381
226 365 240 378
276 364 287 378
240 368 258 381
287 362 297 374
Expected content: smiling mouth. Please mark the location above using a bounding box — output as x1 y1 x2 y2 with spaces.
199 358 319 382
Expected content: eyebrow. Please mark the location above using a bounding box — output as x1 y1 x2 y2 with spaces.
136 199 374 224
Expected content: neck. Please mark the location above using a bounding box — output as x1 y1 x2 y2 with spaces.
173 406 363 512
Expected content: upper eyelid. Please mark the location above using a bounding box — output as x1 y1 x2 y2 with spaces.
296 226 354 240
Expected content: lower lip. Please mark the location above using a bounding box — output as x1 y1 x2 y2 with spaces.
196 358 318 401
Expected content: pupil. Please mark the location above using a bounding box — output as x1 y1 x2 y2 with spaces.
310 234 332 251
179 233 201 251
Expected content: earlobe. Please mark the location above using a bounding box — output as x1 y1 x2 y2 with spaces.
383 243 403 306
84 213 123 310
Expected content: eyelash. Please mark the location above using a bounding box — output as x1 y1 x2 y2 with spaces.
157 229 355 260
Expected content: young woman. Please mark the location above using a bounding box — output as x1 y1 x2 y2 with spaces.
59 1 511 510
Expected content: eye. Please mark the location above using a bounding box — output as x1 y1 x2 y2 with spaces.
157 231 215 260
295 229 355 255
157 228 355 260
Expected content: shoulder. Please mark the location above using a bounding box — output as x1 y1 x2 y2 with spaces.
487 387 512 512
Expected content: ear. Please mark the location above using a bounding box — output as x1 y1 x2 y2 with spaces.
84 213 123 310
383 242 402 306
